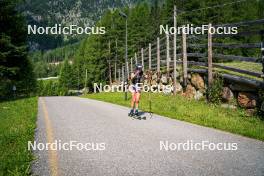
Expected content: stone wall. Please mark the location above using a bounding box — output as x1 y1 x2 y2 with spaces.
147 71 262 116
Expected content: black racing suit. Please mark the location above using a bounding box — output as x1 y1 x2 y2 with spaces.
131 70 143 93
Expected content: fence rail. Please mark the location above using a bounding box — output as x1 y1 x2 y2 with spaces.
112 6 264 90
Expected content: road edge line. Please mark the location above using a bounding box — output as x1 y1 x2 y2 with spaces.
40 97 59 176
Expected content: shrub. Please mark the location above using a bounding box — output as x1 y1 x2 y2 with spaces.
257 89 264 118
37 79 65 96
206 74 224 104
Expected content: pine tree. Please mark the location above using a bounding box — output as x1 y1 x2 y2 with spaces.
59 58 73 91
0 0 36 99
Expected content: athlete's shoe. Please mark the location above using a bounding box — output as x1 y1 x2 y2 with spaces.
128 110 134 117
134 110 139 116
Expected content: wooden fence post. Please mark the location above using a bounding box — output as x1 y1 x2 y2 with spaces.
130 57 133 73
126 62 129 80
108 61 112 84
122 66 124 84
135 53 138 65
208 23 213 88
85 69 88 92
114 61 117 82
118 68 121 83
149 43 152 70
108 41 112 84
182 33 187 88
166 33 170 73
261 42 264 79
157 37 160 73
115 39 117 82
261 42 264 110
173 5 177 95
141 48 144 70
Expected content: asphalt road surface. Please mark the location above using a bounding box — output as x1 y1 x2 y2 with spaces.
32 97 264 176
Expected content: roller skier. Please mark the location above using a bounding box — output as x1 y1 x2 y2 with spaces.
128 64 144 118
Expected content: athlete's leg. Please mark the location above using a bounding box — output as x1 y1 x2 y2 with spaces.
129 91 136 116
131 92 136 109
134 92 141 115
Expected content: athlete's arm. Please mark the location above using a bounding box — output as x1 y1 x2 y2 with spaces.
131 70 140 80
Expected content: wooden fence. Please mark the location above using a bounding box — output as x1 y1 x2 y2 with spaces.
113 6 264 90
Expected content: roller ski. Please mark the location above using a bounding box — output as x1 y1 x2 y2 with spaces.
128 109 135 117
128 109 138 120
128 110 146 120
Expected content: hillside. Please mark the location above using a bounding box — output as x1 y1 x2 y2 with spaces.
23 0 153 50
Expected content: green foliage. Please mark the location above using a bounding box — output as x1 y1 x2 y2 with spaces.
257 89 264 118
206 75 224 104
72 0 262 91
33 61 61 78
36 58 77 96
29 43 79 63
37 79 68 96
72 2 160 90
37 59 78 96
38 80 56 96
176 0 263 58
29 0 263 92
59 59 74 90
30 43 78 78
0 97 37 175
24 0 148 50
0 0 36 99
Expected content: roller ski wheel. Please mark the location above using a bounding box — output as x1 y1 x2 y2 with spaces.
133 114 141 120
133 112 146 120
128 111 136 120
128 111 134 117
141 116 146 120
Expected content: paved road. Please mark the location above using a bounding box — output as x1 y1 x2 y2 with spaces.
32 97 264 176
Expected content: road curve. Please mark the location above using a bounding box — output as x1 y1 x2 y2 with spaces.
32 97 264 176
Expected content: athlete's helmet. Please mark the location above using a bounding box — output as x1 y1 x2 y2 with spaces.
135 64 143 71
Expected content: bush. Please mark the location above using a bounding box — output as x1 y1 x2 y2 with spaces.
206 74 224 104
37 79 65 96
257 89 264 118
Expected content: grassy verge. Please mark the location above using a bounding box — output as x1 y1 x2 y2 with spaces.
190 61 263 80
222 61 262 73
0 97 38 175
84 92 264 141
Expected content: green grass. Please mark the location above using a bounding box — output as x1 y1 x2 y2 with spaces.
190 61 263 80
219 61 263 80
0 97 38 176
84 92 264 141
222 61 262 73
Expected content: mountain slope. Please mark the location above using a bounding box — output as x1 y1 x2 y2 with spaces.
23 0 152 50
